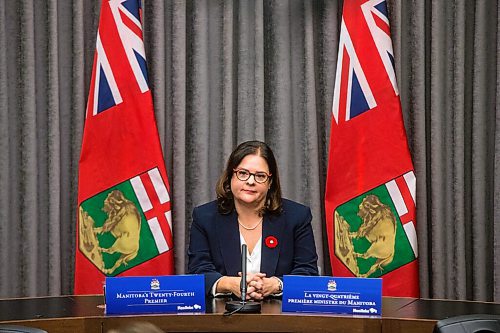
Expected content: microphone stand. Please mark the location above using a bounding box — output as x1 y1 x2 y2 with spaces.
224 244 261 315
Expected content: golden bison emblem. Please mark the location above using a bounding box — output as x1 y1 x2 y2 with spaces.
335 194 397 277
79 190 142 275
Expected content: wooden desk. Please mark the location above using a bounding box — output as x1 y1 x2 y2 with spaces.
0 296 499 333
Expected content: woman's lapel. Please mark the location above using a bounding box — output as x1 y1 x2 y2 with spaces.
260 213 285 276
216 211 241 275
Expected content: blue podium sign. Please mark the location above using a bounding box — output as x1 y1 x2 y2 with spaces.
105 275 205 315
282 276 382 316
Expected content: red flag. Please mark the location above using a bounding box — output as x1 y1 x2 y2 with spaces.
75 0 174 294
325 0 419 297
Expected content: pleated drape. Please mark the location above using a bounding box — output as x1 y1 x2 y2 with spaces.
392 0 500 301
0 0 499 302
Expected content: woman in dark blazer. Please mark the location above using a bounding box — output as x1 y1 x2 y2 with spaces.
188 141 318 299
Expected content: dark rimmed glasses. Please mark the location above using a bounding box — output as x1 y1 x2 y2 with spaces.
233 168 271 184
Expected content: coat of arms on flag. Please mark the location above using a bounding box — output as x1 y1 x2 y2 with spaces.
79 167 173 276
334 171 417 278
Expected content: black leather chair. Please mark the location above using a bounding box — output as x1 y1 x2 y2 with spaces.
0 325 47 333
434 314 500 333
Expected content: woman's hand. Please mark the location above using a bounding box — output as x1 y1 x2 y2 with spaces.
245 273 266 300
245 273 282 298
257 276 281 297
217 273 265 300
217 273 280 300
216 276 243 297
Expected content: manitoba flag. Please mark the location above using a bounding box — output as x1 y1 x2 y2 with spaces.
75 0 174 294
325 0 419 297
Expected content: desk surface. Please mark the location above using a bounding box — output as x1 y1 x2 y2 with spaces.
0 296 499 333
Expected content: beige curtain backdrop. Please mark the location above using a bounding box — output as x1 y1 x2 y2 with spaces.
0 0 498 301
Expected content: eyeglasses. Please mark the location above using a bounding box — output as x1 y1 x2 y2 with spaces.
233 168 271 184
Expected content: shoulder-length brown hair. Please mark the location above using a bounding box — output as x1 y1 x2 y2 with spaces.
215 140 283 215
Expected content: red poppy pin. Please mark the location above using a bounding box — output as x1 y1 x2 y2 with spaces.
265 236 278 249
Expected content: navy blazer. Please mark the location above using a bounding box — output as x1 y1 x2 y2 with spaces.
187 199 319 296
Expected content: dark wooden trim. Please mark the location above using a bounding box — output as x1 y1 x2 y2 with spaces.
1 296 499 333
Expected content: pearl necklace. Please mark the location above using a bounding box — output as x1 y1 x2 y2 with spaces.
238 217 263 231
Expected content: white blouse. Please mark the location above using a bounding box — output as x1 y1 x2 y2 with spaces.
240 233 262 274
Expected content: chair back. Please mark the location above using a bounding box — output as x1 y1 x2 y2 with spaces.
434 314 500 333
0 325 47 333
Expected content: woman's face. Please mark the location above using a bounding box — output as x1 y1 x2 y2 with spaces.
231 154 271 210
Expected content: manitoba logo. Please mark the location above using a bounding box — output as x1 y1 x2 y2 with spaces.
78 167 173 276
334 171 418 278
327 280 337 291
150 278 160 290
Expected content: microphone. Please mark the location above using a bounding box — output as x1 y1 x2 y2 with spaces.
224 244 261 314
240 244 248 301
